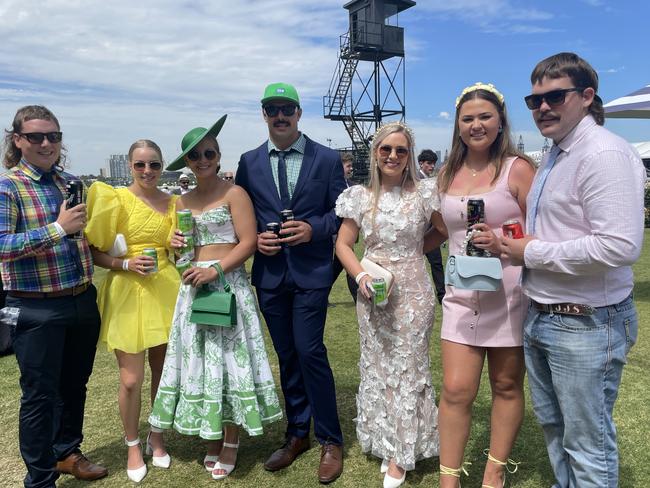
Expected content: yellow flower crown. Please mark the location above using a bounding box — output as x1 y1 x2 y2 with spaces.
455 82 505 108
372 121 415 146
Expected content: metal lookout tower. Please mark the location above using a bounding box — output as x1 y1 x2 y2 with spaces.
323 0 416 181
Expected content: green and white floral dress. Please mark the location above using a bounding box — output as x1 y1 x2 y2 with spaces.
149 205 282 439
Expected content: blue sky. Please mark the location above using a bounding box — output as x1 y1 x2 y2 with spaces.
1 0 648 174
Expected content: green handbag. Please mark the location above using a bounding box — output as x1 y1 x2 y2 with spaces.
189 263 237 327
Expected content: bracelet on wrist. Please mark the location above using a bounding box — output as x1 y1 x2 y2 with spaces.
355 271 369 285
122 259 130 271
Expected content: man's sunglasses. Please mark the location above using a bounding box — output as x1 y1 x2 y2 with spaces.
133 161 162 171
18 132 63 144
223 176 234 181
524 87 585 110
263 104 298 117
378 144 409 158
187 149 218 162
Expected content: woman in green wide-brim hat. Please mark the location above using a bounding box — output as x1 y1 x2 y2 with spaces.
149 115 282 481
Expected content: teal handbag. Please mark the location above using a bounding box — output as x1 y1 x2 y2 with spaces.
444 229 503 292
190 264 237 326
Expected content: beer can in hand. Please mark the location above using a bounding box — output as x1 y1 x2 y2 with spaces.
266 222 281 246
143 248 158 273
280 209 295 237
502 219 524 239
175 256 192 275
66 180 84 239
176 209 195 259
371 278 388 307
466 198 485 256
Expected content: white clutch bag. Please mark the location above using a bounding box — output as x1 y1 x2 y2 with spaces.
360 257 395 296
107 233 127 257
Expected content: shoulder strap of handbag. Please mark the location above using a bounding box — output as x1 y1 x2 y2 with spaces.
210 262 232 293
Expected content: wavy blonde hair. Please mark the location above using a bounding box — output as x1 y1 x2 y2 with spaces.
366 122 419 223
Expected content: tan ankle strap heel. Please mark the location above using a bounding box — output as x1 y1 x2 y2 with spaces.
482 449 520 488
440 462 471 487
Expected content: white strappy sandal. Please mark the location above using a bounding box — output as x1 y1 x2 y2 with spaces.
211 441 239 480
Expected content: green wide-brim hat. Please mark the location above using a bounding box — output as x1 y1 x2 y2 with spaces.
166 114 227 171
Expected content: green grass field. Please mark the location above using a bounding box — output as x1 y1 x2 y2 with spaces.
1 235 649 487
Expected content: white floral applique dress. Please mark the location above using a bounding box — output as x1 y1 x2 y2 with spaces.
149 205 282 439
335 179 440 470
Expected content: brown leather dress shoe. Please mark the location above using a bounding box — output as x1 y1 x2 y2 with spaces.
56 453 108 481
318 443 343 484
264 436 311 471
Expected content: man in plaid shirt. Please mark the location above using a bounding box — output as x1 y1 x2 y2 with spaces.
0 106 107 487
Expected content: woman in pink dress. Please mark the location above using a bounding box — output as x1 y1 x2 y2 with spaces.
430 83 535 488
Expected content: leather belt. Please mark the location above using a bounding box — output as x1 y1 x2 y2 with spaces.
7 282 90 299
531 299 595 316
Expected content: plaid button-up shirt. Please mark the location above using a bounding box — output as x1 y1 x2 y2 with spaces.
0 160 93 292
267 133 306 200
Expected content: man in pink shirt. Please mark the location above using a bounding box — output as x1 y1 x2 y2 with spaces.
502 52 645 487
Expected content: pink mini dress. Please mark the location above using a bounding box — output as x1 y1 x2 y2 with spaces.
440 157 527 347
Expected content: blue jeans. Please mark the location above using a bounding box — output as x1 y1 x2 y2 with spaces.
523 294 637 488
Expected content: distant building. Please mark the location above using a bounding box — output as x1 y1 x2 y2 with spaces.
107 154 129 179
99 168 107 178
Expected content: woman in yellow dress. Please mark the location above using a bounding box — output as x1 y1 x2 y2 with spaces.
85 139 180 482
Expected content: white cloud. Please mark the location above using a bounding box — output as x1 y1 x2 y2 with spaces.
0 0 354 173
439 111 451 120
416 0 554 33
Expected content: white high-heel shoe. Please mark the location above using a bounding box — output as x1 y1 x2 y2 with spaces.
381 459 389 473
204 454 219 471
383 469 406 488
145 428 171 469
211 441 239 480
124 437 147 483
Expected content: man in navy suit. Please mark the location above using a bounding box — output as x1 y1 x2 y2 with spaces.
235 82 345 484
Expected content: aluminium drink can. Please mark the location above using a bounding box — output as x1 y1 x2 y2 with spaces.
175 256 192 275
280 209 294 237
502 219 524 239
280 209 294 223
371 278 388 307
177 209 193 234
466 198 485 256
143 248 158 273
176 209 195 258
65 180 84 238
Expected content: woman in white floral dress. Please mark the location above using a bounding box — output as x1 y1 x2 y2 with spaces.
335 122 441 488
148 116 282 481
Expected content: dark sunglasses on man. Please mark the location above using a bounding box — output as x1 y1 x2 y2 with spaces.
18 132 63 144
187 148 218 162
263 104 298 117
524 87 585 110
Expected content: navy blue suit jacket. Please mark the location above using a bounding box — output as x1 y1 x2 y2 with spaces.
236 136 346 289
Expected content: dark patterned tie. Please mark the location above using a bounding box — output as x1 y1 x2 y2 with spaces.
277 150 291 209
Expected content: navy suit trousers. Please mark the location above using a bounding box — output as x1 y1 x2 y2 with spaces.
256 271 343 445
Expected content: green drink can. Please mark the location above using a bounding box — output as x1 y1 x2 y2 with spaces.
176 209 195 259
177 209 193 234
372 278 388 307
143 248 158 273
175 256 192 275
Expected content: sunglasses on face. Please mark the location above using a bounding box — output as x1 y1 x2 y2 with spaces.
223 176 233 181
133 161 162 171
263 104 298 117
18 132 63 144
524 87 585 110
378 145 409 158
187 148 218 162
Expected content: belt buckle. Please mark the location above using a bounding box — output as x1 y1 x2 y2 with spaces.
71 283 87 296
550 303 594 316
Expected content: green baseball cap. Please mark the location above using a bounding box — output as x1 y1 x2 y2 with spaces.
261 82 300 106
166 114 227 171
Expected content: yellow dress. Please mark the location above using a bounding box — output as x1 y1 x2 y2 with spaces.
85 182 180 353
